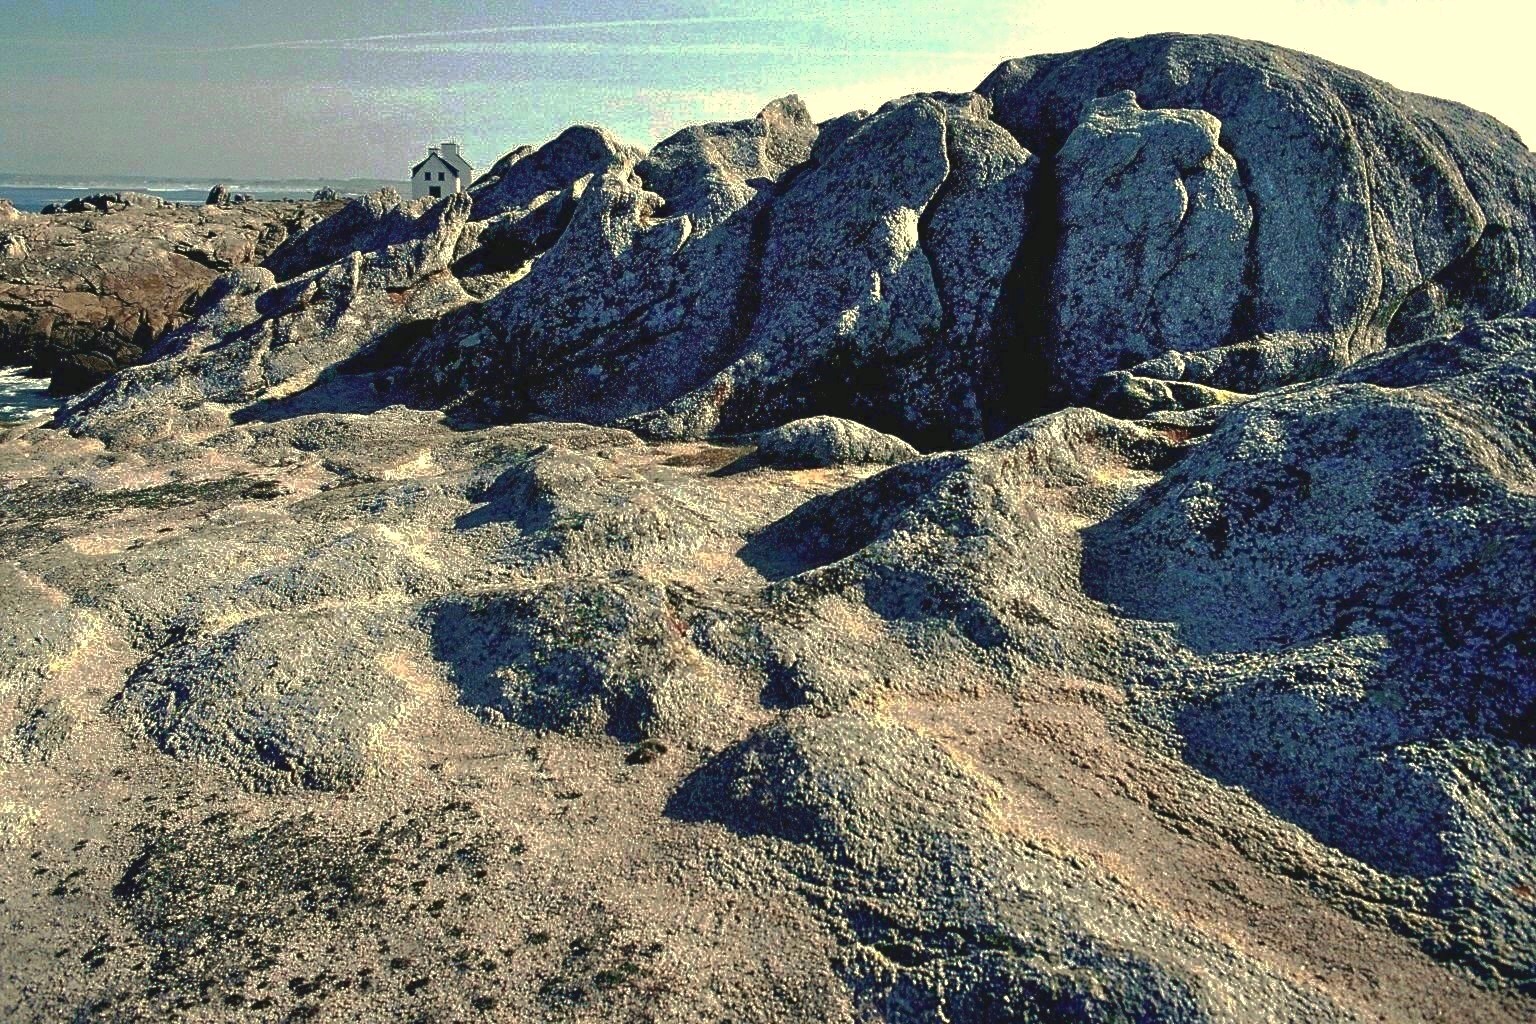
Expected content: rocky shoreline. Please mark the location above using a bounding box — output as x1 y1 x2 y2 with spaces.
1 32 1533 1023
0 193 335 391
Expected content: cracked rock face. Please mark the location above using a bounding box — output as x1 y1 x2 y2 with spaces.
3 30 1536 1024
630 94 1037 448
1050 91 1253 398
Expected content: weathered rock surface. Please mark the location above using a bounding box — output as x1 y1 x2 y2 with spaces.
412 97 819 428
0 198 333 391
262 187 428 281
2 31 1535 1024
62 194 474 449
624 93 1038 447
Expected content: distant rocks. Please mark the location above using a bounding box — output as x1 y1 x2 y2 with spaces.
311 186 340 201
204 184 255 207
757 415 919 468
0 198 20 221
41 191 172 215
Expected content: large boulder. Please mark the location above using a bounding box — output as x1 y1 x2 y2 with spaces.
978 32 1536 398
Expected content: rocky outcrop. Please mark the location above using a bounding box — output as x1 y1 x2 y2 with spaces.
0 198 332 391
1049 91 1253 398
407 38 1536 440
628 94 1037 447
411 97 820 427
7 37 1536 1019
58 35 1527 447
468 124 640 221
63 193 474 447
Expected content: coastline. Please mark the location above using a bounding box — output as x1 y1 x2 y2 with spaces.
0 179 400 213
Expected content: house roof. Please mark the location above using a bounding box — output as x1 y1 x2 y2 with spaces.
438 148 473 176
412 146 473 177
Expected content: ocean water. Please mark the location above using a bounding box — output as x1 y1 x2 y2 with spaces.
0 368 58 424
0 177 402 213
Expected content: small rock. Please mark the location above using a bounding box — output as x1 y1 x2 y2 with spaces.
757 416 919 468
626 739 669 765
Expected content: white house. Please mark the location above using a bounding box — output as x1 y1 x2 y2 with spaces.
411 142 474 200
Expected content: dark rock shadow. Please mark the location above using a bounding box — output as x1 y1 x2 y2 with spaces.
230 372 404 424
428 595 651 742
1174 675 1457 879
231 319 444 425
425 590 671 744
663 728 817 844
737 457 958 582
451 459 557 534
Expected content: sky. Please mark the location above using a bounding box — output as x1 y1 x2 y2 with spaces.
0 0 1527 181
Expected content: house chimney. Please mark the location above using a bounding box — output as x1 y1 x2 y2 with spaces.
440 142 460 158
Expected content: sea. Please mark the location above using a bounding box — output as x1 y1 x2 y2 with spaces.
0 175 402 213
0 367 58 425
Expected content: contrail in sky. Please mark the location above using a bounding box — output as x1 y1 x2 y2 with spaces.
179 15 792 53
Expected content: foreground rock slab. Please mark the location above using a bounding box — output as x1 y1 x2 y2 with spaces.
4 308 1536 1020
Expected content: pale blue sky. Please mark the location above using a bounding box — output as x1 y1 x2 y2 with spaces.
0 1 1525 180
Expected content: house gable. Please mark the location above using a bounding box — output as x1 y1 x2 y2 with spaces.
411 154 459 178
